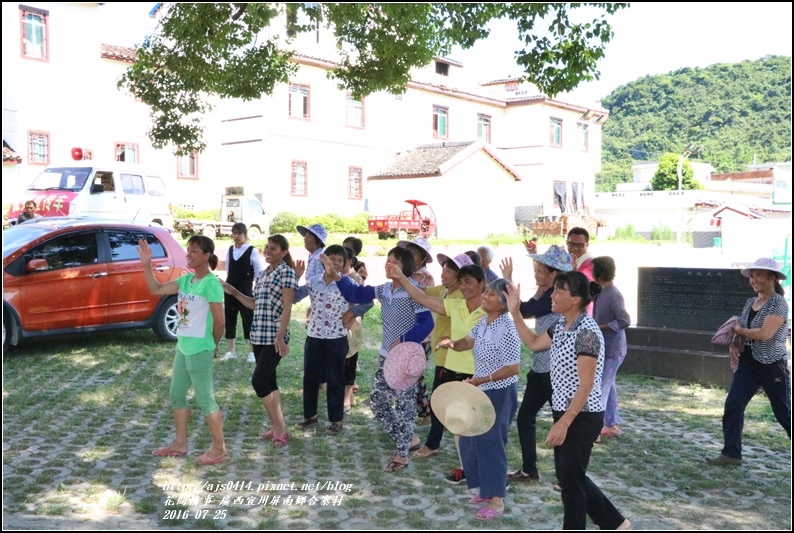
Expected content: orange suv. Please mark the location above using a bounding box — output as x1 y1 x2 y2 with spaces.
3 218 187 351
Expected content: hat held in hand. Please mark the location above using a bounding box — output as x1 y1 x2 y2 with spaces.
383 342 427 390
431 381 496 437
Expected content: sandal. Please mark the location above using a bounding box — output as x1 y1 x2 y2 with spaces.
260 430 274 441
412 445 438 458
476 507 503 520
384 458 408 472
273 433 288 448
470 495 491 504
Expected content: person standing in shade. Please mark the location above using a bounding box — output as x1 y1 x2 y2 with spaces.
707 257 790 466
478 245 500 283
591 256 631 441
506 273 630 530
139 236 228 465
221 223 264 363
17 200 41 224
500 245 573 483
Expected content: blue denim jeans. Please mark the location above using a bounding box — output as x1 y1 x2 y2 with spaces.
721 360 791 459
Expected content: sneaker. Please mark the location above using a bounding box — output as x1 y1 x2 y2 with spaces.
246 352 256 363
220 351 237 361
296 417 318 428
326 422 343 436
706 454 742 466
507 469 540 483
444 468 466 485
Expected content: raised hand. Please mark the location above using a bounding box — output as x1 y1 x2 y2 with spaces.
387 262 406 280
523 238 538 254
137 239 153 266
294 259 306 280
435 337 454 350
319 254 341 281
505 282 521 314
499 257 514 282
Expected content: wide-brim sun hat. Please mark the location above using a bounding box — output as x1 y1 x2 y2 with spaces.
436 252 474 270
431 381 496 437
296 223 328 247
529 244 573 272
740 257 787 280
346 320 364 358
397 237 433 264
383 342 427 390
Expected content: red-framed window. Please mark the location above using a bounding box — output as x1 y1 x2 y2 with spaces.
348 166 363 199
291 161 308 196
28 131 49 165
289 84 310 119
20 5 48 61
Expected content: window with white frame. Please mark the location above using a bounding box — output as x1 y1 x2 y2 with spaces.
550 118 562 147
28 131 49 164
348 167 363 199
20 5 48 60
433 106 448 138
291 161 308 196
346 94 364 128
178 151 198 179
115 143 139 163
577 122 589 152
289 84 310 119
477 114 492 143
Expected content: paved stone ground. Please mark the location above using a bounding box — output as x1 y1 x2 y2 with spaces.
4 241 791 530
3 372 791 530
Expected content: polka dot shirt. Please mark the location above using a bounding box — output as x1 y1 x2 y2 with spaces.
548 313 605 413
468 313 521 391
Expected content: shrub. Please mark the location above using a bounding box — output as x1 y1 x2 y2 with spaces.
270 212 301 234
650 224 675 241
610 224 645 242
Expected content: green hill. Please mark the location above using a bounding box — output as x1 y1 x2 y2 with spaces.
597 55 792 192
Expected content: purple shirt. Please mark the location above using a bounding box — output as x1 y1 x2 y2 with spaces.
592 284 630 359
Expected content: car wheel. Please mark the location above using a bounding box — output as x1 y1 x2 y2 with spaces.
201 225 216 238
3 311 13 353
154 296 179 342
248 226 262 241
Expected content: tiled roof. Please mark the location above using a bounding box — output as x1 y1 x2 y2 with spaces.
370 142 475 178
3 140 22 164
101 43 137 63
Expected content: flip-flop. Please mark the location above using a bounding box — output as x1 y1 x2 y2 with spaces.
196 453 227 466
261 430 274 441
476 507 503 520
273 433 288 448
412 446 438 458
470 495 492 504
152 448 187 457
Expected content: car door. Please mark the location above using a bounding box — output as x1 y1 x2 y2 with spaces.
83 170 126 218
16 230 107 331
103 229 176 323
119 172 147 221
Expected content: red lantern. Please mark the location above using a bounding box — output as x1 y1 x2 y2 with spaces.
71 147 84 161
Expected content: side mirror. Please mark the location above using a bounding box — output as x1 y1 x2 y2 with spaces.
26 258 49 272
90 177 105 194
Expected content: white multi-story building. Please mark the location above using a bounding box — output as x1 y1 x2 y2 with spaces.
1 2 175 203
3 3 607 236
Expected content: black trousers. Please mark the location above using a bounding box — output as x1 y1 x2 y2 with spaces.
516 370 553 475
552 410 625 530
303 336 348 423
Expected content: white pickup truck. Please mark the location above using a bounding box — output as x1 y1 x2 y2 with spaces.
174 187 271 240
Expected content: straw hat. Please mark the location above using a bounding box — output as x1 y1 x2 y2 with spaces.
346 320 364 358
431 381 496 437
740 257 787 280
383 342 427 390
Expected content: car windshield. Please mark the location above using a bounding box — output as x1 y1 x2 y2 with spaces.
2 224 56 259
27 167 92 191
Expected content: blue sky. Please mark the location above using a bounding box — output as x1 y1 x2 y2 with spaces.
453 2 793 104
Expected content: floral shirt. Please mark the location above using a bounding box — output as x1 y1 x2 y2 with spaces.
306 274 348 339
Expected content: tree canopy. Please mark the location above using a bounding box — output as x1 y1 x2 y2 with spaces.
118 2 627 154
597 56 792 192
650 152 703 191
